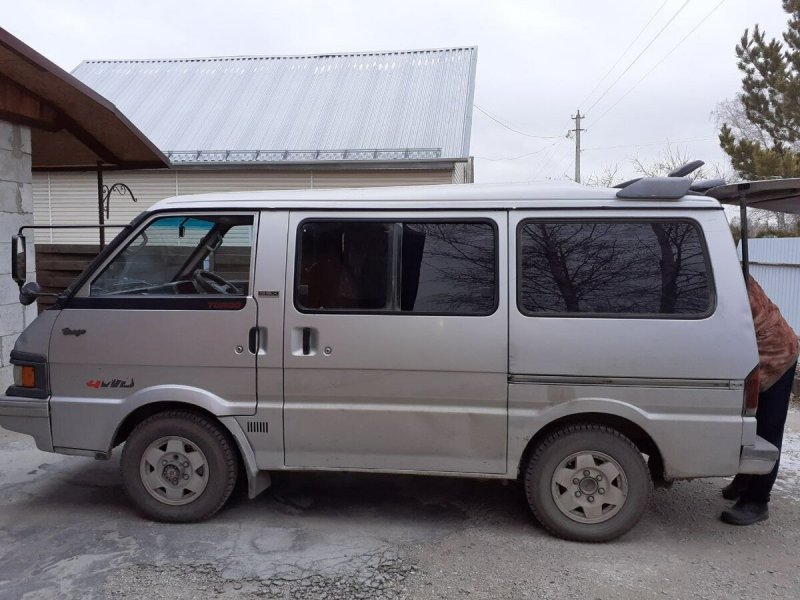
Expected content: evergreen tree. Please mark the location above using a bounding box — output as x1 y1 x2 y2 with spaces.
719 1 800 179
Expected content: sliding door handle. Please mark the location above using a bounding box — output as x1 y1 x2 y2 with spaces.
292 326 317 356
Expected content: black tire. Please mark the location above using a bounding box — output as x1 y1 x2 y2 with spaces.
523 424 652 542
120 410 238 522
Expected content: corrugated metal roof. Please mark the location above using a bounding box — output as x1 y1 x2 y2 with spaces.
71 48 477 164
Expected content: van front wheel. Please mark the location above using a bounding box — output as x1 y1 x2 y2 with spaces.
524 424 651 542
121 410 238 522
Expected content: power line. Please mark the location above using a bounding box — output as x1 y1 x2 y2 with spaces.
585 0 691 114
590 0 727 127
583 136 717 152
532 139 572 179
475 139 562 162
579 0 669 108
473 104 562 139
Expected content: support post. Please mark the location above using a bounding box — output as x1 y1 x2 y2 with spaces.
740 198 749 286
96 161 105 249
570 110 585 183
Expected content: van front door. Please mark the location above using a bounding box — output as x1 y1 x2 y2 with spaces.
283 211 508 474
48 212 260 453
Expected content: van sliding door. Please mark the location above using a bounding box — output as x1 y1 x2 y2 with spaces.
282 211 508 474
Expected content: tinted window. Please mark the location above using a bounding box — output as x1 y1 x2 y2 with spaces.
91 215 253 296
401 223 495 314
518 220 711 316
296 220 496 315
296 222 393 310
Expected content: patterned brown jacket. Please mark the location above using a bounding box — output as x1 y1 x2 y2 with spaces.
748 276 799 391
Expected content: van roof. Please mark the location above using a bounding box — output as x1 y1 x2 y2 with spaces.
149 181 723 212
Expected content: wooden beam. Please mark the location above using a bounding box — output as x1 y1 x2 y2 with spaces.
0 73 59 130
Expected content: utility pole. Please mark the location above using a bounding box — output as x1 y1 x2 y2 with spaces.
569 110 585 183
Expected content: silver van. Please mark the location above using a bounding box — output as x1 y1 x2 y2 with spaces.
0 177 784 542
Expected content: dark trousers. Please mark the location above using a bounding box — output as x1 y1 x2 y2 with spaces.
736 362 796 504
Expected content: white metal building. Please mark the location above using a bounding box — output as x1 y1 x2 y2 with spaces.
34 47 478 243
738 238 800 332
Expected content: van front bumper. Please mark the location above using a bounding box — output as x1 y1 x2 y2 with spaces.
738 435 779 475
0 394 53 452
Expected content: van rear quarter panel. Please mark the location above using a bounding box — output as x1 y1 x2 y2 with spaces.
507 208 758 478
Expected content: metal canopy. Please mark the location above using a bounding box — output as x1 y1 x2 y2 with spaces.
0 27 169 170
706 178 800 214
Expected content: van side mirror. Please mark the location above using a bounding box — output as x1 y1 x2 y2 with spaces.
11 234 26 287
19 281 40 306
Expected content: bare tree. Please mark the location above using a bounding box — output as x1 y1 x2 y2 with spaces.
631 144 733 182
713 98 778 150
584 163 624 187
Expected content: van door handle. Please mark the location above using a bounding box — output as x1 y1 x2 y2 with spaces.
248 327 259 354
249 327 268 355
302 327 311 355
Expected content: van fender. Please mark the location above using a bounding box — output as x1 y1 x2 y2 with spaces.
508 396 662 472
107 386 269 498
49 384 256 467
120 384 255 418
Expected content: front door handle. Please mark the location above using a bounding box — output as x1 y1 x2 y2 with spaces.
248 327 268 355
302 327 311 355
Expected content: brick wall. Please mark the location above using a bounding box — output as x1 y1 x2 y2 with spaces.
0 120 36 392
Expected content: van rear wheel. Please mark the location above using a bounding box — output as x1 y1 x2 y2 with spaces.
524 424 651 542
121 410 238 522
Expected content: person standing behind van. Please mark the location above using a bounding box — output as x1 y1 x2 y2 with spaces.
721 276 799 525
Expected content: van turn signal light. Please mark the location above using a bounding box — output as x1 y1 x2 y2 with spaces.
16 365 36 388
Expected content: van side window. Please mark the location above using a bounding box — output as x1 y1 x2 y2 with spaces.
90 215 254 297
296 220 497 315
401 223 495 313
296 222 393 310
518 220 712 316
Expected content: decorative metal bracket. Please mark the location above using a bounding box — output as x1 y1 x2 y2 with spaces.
102 182 137 219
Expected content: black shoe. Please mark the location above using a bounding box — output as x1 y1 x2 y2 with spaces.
720 500 769 526
721 477 748 501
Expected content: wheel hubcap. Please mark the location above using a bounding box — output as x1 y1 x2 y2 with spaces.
551 451 628 524
139 436 209 506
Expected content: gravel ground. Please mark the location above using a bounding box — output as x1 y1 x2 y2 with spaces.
0 405 798 600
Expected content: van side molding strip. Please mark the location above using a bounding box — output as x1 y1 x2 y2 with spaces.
508 374 738 389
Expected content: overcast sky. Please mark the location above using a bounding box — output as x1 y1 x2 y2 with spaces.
2 0 792 184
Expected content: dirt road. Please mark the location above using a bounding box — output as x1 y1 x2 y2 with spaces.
1 407 798 599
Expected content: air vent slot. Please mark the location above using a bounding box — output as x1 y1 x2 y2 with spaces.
246 421 269 434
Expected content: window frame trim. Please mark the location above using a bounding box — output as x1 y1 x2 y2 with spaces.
293 216 501 317
515 216 717 320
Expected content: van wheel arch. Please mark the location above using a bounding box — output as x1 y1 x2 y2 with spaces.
518 413 665 484
113 402 221 448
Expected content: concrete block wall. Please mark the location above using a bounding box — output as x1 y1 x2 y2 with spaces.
0 120 35 392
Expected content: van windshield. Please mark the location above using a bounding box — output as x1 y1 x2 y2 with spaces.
90 215 253 296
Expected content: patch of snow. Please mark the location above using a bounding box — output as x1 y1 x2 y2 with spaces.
774 407 800 497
